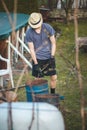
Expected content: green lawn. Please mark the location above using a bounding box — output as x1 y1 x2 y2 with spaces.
15 20 87 130
51 20 87 130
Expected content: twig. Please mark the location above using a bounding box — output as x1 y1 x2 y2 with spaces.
59 52 78 77
1 0 13 27
14 64 28 94
59 52 76 69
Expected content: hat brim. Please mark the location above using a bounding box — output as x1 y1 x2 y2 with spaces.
28 14 43 29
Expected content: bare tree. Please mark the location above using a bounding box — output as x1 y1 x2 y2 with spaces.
48 0 57 9
61 0 74 23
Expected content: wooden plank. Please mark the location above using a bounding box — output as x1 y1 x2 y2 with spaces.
0 84 25 92
78 37 87 47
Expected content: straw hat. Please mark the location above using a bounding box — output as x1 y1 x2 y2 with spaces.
28 12 43 28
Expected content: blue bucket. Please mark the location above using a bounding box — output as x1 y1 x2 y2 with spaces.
25 79 49 102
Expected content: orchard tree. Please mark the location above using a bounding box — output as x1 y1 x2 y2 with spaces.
61 0 74 23
48 0 57 9
28 0 38 13
61 0 87 23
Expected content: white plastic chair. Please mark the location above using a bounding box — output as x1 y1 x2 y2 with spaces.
0 55 14 88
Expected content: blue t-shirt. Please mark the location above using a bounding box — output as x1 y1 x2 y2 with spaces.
25 23 55 60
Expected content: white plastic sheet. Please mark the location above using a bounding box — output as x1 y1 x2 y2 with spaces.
0 102 65 130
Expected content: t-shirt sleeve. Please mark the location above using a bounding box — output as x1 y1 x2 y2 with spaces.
25 29 33 44
45 23 55 36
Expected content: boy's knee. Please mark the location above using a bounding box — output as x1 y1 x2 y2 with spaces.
51 75 57 81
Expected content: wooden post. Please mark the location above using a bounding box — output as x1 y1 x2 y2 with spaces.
74 1 85 130
0 40 8 69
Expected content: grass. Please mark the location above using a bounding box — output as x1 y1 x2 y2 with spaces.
0 1 87 129
53 20 87 130
13 20 87 130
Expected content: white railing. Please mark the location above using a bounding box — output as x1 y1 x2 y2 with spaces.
7 25 32 69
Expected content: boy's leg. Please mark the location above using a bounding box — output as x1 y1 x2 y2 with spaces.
50 74 57 94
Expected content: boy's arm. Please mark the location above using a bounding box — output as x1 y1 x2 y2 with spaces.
28 42 38 64
50 35 56 57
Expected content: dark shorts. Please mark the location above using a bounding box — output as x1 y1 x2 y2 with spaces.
32 58 57 77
